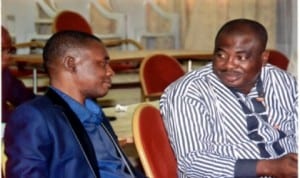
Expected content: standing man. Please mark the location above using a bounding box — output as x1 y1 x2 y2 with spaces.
4 31 145 178
160 19 297 177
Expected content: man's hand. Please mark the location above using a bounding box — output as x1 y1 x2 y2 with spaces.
257 153 298 178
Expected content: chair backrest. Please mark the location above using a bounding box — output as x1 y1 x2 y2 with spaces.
140 54 185 101
132 104 177 178
267 49 289 70
36 0 57 18
104 39 143 72
52 10 93 34
103 38 144 50
88 0 126 40
137 1 180 49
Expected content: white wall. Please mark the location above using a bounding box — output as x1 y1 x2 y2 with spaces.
2 0 38 43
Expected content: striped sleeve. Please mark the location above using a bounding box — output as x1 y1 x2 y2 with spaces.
160 78 237 178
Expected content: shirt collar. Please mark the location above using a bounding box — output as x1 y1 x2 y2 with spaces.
50 87 103 124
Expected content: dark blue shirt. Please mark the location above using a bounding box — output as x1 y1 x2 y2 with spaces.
52 87 131 178
2 68 35 122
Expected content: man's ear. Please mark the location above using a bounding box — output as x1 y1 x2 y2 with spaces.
261 50 270 65
63 56 76 72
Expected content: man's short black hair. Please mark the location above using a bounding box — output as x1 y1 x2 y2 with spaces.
214 18 268 52
43 30 102 73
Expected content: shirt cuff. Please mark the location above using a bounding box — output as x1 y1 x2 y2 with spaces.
234 159 258 178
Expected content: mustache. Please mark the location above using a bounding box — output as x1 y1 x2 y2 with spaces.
103 78 112 83
218 69 242 75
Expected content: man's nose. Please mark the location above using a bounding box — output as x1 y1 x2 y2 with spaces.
224 56 238 69
106 64 115 76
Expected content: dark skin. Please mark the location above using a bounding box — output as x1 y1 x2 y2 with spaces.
2 26 13 68
49 40 115 104
213 25 298 177
256 154 298 178
213 27 268 94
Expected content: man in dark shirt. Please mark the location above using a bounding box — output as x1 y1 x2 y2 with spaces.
1 26 35 122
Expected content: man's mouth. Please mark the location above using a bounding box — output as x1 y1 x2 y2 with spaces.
220 71 241 83
103 80 112 88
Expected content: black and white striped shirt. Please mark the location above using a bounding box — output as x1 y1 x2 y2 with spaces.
160 63 298 178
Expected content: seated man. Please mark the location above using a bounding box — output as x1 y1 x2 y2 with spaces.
2 26 35 123
4 31 145 178
160 19 298 177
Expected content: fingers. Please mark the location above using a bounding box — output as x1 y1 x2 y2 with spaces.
287 153 298 161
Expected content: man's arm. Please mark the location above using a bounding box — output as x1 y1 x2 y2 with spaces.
4 104 50 178
160 94 237 177
161 93 298 178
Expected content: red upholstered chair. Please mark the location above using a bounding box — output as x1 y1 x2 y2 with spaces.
267 49 289 70
132 104 177 178
52 10 93 34
140 54 185 101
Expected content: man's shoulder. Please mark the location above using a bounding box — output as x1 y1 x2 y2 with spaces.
263 64 297 82
12 95 55 117
162 63 214 98
174 64 214 86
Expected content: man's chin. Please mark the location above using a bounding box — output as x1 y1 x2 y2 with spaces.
219 76 240 86
98 90 109 97
221 79 242 89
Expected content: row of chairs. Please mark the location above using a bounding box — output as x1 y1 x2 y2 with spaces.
53 10 144 51
28 0 179 50
28 9 144 51
9 10 144 88
133 53 184 177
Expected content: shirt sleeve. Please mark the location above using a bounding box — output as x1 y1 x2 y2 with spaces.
160 89 258 178
234 159 257 177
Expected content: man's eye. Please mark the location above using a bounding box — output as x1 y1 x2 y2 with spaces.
237 55 247 61
216 53 227 59
98 60 110 68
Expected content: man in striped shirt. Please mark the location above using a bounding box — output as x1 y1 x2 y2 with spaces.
160 19 298 178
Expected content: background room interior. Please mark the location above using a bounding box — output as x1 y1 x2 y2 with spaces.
1 0 298 175
1 0 298 105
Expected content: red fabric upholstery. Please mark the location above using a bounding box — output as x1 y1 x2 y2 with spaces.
53 10 93 34
133 104 177 178
267 49 289 70
140 54 185 100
